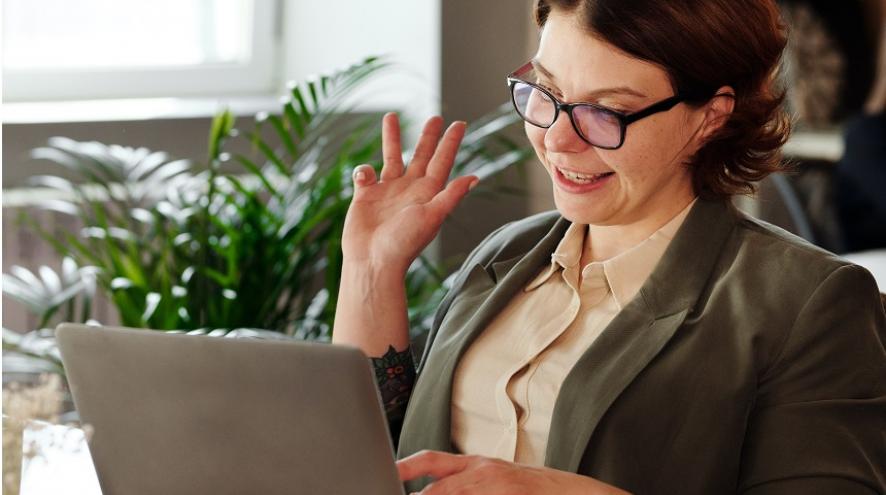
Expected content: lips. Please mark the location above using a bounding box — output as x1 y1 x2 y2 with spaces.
555 166 614 183
555 167 615 182
552 165 615 193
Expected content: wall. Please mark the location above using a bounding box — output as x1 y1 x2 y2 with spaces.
280 0 441 128
437 0 554 264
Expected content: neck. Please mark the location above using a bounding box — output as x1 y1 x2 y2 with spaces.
584 195 696 262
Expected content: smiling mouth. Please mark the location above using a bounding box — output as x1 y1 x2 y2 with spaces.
555 166 615 184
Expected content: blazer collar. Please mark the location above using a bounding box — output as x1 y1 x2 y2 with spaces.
398 199 738 474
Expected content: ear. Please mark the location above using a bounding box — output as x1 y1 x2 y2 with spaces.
699 85 735 141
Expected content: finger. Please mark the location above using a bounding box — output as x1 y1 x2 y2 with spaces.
380 112 405 181
425 121 467 184
405 116 445 178
426 175 479 219
418 470 484 495
351 164 378 196
397 450 472 482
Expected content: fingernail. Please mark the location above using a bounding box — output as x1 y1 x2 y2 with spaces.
469 179 479 190
354 170 365 182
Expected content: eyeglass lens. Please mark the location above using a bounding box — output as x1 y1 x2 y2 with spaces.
511 80 622 148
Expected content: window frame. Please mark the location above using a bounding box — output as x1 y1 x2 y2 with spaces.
2 0 279 102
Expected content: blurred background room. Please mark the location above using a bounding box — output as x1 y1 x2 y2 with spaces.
1 0 884 492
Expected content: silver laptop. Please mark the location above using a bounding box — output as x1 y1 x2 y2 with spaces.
56 323 405 495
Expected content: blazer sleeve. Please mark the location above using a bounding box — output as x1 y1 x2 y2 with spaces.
738 264 886 494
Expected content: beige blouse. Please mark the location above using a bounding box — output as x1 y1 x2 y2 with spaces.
450 200 696 466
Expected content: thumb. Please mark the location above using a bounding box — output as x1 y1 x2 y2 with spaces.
427 175 479 217
396 450 472 482
352 164 378 190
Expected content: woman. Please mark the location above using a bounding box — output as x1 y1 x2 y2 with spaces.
333 0 886 493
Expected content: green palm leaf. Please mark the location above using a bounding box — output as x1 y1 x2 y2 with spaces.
7 55 531 347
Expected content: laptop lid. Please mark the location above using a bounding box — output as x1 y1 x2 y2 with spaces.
56 323 405 495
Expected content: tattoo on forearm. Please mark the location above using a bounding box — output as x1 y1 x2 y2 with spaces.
371 345 417 422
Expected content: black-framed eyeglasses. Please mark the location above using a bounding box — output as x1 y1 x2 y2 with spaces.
507 61 686 150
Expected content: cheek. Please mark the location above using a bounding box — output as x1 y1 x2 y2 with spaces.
525 124 548 159
606 121 689 178
588 151 665 194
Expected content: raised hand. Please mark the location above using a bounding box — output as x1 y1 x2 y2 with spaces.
342 112 479 274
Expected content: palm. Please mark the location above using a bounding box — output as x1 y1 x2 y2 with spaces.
342 114 477 272
347 177 445 259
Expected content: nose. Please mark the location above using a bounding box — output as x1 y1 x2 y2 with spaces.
543 109 588 153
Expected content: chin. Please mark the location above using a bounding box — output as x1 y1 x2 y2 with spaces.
552 193 614 226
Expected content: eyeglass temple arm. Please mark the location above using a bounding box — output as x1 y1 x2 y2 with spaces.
507 61 535 81
621 96 684 125
622 92 735 124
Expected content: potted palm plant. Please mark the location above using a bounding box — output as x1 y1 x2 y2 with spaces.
2 56 530 373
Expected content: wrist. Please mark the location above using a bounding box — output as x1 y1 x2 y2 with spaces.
341 257 409 281
333 259 411 354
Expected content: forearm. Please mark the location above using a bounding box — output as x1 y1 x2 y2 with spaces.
332 259 416 437
332 259 410 356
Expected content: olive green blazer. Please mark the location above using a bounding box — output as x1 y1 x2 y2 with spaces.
396 199 886 494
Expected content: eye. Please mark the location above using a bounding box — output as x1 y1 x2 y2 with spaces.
604 104 630 114
597 102 634 114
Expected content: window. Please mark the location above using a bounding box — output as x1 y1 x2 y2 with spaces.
2 0 278 102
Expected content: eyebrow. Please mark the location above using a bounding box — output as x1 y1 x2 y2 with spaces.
530 58 649 100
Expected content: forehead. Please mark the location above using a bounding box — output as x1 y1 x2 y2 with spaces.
535 10 672 97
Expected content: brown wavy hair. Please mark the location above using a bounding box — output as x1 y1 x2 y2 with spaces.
535 0 792 199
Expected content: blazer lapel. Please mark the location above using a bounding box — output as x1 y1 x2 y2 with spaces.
544 199 738 472
543 303 689 471
399 217 570 457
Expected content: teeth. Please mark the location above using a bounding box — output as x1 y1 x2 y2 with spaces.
557 167 610 184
